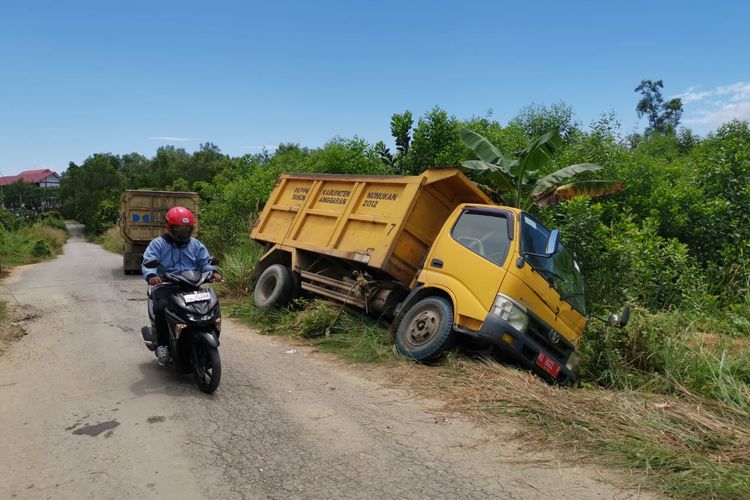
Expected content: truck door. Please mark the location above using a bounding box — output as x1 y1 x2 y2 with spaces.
421 207 514 328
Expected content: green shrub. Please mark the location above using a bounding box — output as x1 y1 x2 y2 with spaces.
38 211 67 232
31 239 53 257
581 308 750 410
217 239 262 296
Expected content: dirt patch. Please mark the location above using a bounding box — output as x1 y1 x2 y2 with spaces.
0 304 40 357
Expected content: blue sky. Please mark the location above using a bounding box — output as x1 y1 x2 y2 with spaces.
1 0 749 176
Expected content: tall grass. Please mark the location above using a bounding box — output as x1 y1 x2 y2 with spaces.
217 240 263 297
94 226 124 254
0 223 67 268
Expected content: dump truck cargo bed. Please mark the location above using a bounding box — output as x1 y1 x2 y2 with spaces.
118 190 199 274
119 190 199 244
250 168 491 285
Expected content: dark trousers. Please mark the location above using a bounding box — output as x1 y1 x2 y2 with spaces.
149 286 173 347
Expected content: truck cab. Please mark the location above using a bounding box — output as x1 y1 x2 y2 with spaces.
397 204 585 384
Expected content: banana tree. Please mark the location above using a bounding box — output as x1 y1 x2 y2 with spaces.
459 128 623 209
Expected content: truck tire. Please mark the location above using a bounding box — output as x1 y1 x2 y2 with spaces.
395 296 456 362
254 264 295 309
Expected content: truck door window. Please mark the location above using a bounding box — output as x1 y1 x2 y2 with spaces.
451 211 510 266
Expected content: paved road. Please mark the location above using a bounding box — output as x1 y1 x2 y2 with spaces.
0 225 639 499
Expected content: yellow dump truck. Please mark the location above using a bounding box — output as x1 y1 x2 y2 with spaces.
119 190 199 274
250 168 590 383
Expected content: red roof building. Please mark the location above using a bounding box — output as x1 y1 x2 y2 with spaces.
0 169 61 188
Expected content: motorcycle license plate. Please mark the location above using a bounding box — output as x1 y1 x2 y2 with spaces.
536 352 561 378
184 291 211 303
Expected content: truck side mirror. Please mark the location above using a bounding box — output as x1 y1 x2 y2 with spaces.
607 305 631 327
143 259 160 269
544 229 560 256
619 305 630 327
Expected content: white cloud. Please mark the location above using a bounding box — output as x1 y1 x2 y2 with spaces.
676 81 750 129
683 101 750 126
148 136 195 142
674 85 712 103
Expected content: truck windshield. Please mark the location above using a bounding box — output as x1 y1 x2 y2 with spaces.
520 214 586 315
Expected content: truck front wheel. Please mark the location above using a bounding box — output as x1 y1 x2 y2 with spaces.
253 264 295 309
395 296 456 362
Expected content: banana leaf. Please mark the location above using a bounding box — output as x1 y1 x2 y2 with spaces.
534 180 624 207
530 163 603 198
459 128 505 164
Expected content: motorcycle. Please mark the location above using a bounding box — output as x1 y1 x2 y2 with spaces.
140 259 222 394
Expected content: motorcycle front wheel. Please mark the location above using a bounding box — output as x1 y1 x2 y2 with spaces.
192 341 221 394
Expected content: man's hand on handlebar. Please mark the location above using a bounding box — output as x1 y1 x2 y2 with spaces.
147 276 162 286
212 272 223 283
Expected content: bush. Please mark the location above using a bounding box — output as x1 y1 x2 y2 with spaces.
217 239 262 296
0 220 67 268
38 211 67 232
31 239 53 258
581 307 750 410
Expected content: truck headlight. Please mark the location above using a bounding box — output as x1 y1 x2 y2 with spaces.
491 294 528 333
566 351 580 371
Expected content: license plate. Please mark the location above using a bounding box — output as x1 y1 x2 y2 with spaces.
184 291 211 303
536 352 561 378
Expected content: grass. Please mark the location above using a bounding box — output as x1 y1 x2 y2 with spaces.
230 299 396 363
215 241 263 297
0 223 68 269
421 358 750 499
93 226 124 254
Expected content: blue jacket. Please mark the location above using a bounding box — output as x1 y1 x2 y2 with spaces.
141 235 215 281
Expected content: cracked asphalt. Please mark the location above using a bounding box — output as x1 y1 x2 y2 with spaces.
0 225 643 499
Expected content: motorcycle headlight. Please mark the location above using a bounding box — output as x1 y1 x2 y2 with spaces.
491 294 528 333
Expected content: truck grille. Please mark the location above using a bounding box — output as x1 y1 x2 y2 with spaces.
525 313 574 362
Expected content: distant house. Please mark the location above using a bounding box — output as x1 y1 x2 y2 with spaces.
0 169 61 188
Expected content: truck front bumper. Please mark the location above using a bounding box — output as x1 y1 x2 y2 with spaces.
462 313 578 385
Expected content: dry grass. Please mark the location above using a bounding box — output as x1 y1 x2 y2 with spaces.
31 225 67 250
394 358 750 498
95 226 124 254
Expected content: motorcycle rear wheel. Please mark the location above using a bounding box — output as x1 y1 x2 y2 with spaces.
192 342 221 394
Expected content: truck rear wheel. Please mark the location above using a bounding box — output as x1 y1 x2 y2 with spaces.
254 264 295 309
395 296 455 362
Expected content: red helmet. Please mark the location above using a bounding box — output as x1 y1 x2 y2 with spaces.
165 206 196 243
166 206 196 227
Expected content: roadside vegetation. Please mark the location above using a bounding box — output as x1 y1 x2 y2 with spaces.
60 80 750 498
94 226 124 255
0 209 68 271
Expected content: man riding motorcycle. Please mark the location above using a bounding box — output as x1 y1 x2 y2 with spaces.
141 206 223 365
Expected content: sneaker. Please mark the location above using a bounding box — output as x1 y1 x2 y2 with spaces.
156 345 171 365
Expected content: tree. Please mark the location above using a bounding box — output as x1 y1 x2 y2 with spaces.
635 80 683 134
59 153 123 230
459 128 623 209
377 111 414 173
510 102 580 142
0 181 58 212
379 107 464 175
